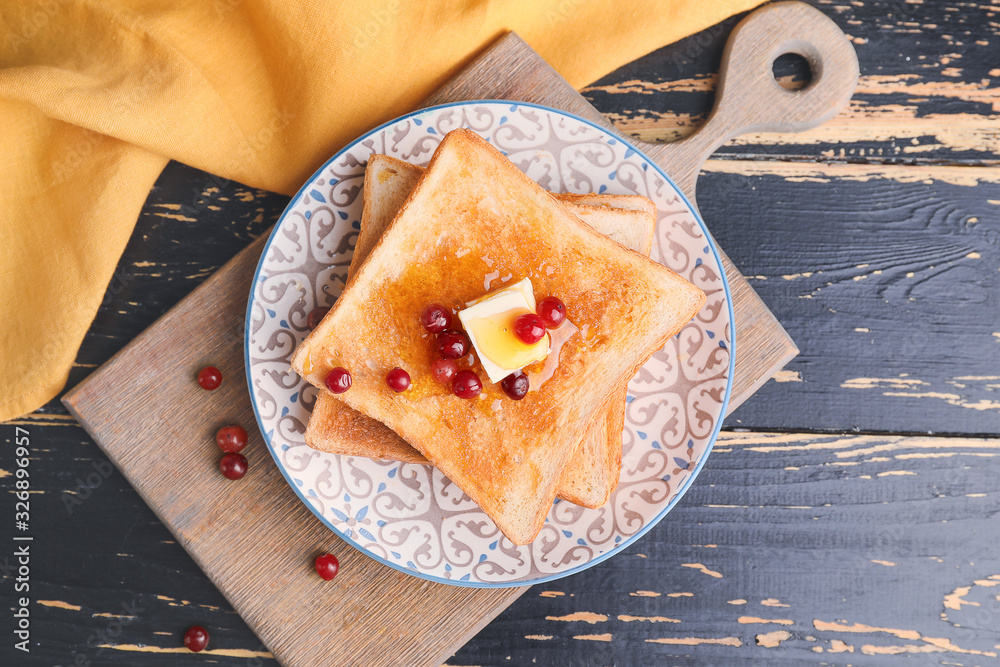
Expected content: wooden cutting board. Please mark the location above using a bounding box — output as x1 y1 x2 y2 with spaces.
62 4 857 666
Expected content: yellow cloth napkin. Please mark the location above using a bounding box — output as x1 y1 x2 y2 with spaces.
0 0 762 421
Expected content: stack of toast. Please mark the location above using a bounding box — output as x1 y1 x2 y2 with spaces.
291 129 705 545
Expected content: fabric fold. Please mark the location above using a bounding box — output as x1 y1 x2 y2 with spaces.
0 0 762 421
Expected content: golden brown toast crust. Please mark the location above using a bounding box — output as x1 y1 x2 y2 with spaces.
307 155 655 507
305 392 427 463
349 156 424 285
292 129 705 544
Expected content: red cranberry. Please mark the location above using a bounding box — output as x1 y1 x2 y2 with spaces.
437 329 470 359
513 313 546 345
216 425 248 453
219 453 248 480
537 297 567 328
324 367 352 394
420 304 452 333
431 358 458 384
501 371 530 400
307 307 330 330
386 368 411 392
197 367 222 390
183 626 209 652
315 552 340 581
452 370 482 399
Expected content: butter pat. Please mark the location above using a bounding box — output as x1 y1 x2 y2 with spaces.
458 278 549 383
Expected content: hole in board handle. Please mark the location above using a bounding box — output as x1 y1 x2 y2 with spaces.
772 52 812 91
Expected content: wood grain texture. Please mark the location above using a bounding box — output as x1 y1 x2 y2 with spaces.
9 420 1000 665
578 0 1000 435
583 0 1000 166
642 1 859 200
450 430 1000 665
705 163 1000 434
54 18 805 666
63 231 525 667
3 1 998 665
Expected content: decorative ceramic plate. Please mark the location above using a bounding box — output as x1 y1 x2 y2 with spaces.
245 101 733 588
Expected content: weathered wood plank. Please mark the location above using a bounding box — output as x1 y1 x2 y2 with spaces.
7 427 999 665
700 161 1000 434
449 430 1000 665
4 1 998 664
584 0 1000 165
69 157 994 436
50 26 801 666
62 223 527 667
622 1 860 201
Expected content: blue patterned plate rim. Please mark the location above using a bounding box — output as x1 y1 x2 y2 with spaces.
244 99 735 588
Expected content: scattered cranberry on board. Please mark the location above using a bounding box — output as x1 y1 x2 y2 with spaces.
307 307 330 330
183 626 209 652
216 425 247 453
452 370 483 399
324 367 352 394
197 366 222 390
219 452 248 480
315 553 340 581
386 368 411 392
513 313 546 344
537 296 567 328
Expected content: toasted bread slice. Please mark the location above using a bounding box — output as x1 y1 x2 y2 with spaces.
349 155 654 280
566 203 654 257
292 129 705 544
555 191 658 217
311 155 654 507
308 391 426 462
350 156 424 284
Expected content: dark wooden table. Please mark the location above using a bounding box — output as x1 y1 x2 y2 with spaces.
3 1 999 664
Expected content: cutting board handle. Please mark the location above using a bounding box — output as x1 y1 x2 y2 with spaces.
639 1 859 206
